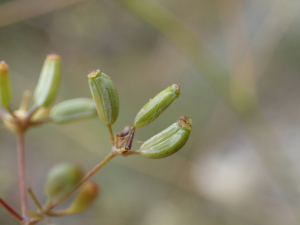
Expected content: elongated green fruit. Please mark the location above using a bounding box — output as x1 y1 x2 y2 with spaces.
66 182 99 214
0 61 12 107
140 117 192 159
134 84 181 129
88 70 119 125
50 98 97 124
44 163 84 203
34 54 61 107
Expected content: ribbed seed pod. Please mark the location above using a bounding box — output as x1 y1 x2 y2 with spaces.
134 84 181 129
44 163 84 203
50 98 97 124
66 182 99 214
140 117 192 159
33 54 61 107
0 61 12 107
88 70 119 125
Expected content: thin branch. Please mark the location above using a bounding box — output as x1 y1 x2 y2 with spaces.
25 105 38 121
6 105 16 118
107 125 115 142
0 198 23 222
19 90 31 112
28 188 43 211
50 151 116 209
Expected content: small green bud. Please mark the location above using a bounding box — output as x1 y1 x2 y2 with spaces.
0 61 12 107
66 182 99 214
44 163 84 203
140 116 192 159
33 54 62 107
88 70 119 125
134 84 181 129
50 98 97 124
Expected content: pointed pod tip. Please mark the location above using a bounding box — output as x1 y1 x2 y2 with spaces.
0 61 8 71
172 84 181 95
178 116 192 131
47 53 61 60
87 69 101 79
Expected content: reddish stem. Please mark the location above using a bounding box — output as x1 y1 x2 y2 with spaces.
51 151 116 209
17 134 28 219
125 127 135 150
0 198 23 221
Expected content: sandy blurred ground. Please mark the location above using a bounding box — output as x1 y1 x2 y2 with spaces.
1 0 300 224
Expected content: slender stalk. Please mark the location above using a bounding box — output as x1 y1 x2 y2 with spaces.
19 91 31 112
28 188 43 211
50 151 116 209
0 198 23 222
46 210 69 217
6 105 16 118
107 125 115 142
25 105 38 121
115 134 119 148
17 134 28 220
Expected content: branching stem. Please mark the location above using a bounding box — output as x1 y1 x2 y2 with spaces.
50 151 116 209
107 125 115 142
6 105 16 118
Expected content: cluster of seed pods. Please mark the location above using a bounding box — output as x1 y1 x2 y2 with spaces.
87 69 192 159
0 54 192 224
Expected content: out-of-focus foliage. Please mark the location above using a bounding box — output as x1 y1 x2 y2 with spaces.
1 0 300 224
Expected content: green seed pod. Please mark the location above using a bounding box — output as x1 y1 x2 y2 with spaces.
50 98 97 124
140 117 192 159
44 163 84 203
66 182 99 214
134 84 181 129
33 54 62 107
0 61 12 107
88 70 119 125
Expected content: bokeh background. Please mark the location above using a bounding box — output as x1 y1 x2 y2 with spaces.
1 0 300 224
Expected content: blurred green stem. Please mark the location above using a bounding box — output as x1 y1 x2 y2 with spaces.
107 125 115 142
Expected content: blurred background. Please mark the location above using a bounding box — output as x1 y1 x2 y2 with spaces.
1 0 300 224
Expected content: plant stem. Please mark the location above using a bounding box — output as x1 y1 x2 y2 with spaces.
25 105 38 121
6 105 16 118
50 151 116 209
107 125 115 142
17 134 28 220
0 198 23 222
28 188 43 211
19 90 31 112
